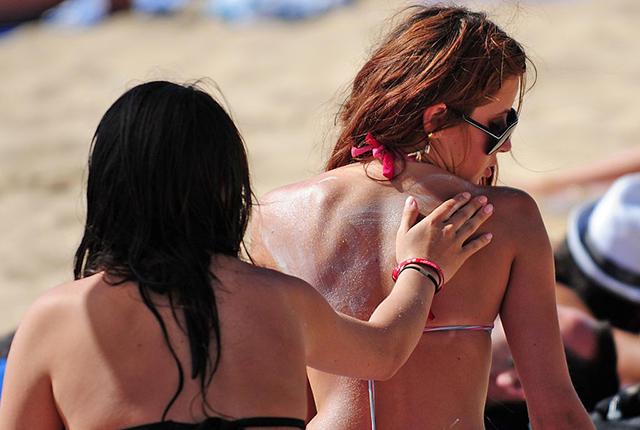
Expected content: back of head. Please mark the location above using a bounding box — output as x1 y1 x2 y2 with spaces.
327 5 530 171
74 80 252 417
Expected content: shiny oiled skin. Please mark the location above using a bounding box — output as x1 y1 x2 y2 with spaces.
249 161 573 430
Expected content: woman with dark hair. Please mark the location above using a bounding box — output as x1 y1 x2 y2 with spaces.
0 80 492 429
249 5 594 429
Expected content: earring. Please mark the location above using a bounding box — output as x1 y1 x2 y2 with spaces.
409 132 432 163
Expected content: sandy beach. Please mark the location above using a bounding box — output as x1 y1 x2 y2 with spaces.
0 0 638 334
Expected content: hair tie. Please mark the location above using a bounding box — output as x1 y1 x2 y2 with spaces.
350 132 396 179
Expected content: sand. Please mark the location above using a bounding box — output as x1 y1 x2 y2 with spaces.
0 0 638 334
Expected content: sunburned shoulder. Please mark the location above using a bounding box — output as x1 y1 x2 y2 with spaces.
481 185 548 241
416 174 541 225
259 169 358 211
483 186 541 221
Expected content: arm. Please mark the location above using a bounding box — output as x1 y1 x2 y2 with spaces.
295 193 493 380
612 329 640 385
499 192 594 429
558 284 640 385
521 147 640 195
0 293 65 429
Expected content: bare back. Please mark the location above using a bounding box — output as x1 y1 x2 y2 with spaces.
249 162 548 430
5 257 309 429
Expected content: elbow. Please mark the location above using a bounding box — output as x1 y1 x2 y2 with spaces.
373 346 411 381
375 364 401 381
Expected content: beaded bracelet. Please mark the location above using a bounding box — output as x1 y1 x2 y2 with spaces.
392 258 444 293
397 264 440 293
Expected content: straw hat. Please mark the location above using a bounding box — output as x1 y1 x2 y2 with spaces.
566 173 640 303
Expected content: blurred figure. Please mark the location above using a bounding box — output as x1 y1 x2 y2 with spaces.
557 173 640 384
487 173 640 428
0 0 62 25
0 0 128 26
44 0 184 26
0 0 350 28
487 310 618 429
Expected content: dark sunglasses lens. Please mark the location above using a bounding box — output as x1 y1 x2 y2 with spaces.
487 126 516 155
487 109 518 154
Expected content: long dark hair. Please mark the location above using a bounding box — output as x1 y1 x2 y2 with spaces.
74 81 252 418
327 5 532 181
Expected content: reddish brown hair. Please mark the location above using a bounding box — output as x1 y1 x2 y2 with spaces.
326 5 533 172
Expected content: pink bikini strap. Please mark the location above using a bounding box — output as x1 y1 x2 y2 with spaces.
351 132 396 179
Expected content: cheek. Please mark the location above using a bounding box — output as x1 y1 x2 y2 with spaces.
441 128 471 159
466 129 495 162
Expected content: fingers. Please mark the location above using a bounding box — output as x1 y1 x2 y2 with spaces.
461 232 493 257
445 195 488 230
398 196 419 235
428 192 471 221
456 202 493 240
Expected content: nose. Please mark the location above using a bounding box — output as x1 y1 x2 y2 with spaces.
498 138 512 153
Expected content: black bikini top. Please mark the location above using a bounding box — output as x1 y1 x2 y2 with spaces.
124 417 306 430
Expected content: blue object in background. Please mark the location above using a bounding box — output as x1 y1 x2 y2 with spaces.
133 0 187 14
208 0 352 22
45 0 187 27
0 24 18 37
44 0 110 27
0 358 6 399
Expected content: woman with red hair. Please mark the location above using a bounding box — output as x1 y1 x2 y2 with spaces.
250 5 594 429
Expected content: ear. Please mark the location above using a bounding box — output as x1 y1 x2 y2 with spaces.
422 103 448 133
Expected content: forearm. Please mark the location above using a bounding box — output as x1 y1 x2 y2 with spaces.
301 269 435 380
528 388 595 430
540 147 640 192
367 269 435 378
613 328 640 385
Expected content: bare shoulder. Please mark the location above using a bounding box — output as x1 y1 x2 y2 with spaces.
258 170 354 213
9 276 100 363
484 185 538 210
238 259 309 294
418 173 543 232
247 169 357 269
485 186 545 229
483 186 551 254
20 276 95 328
230 259 316 316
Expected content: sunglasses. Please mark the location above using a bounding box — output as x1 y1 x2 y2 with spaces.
457 108 519 155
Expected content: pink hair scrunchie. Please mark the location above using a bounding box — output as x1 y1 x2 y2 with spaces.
351 132 396 179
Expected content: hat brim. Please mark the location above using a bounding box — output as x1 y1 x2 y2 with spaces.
567 199 640 304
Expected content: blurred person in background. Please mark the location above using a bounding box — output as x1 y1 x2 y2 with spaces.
0 0 128 26
487 173 640 428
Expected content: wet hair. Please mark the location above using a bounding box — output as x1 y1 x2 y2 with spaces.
555 240 640 333
73 81 252 418
327 5 533 180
